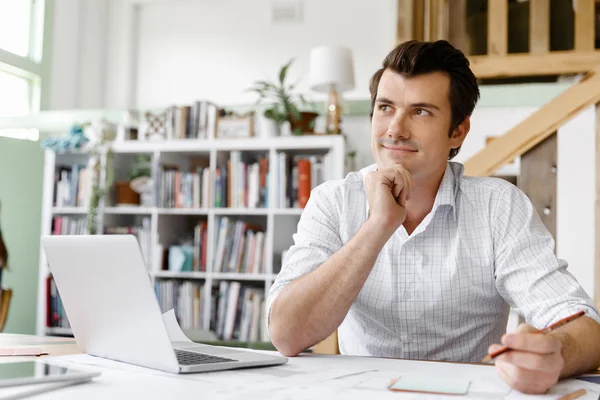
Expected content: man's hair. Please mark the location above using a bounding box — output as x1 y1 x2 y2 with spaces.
369 40 480 159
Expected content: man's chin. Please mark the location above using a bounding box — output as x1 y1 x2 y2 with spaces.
382 158 411 170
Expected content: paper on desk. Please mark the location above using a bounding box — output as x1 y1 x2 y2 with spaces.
162 309 194 343
0 379 91 400
505 378 600 400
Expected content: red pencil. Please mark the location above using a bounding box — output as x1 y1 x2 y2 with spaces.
482 310 586 363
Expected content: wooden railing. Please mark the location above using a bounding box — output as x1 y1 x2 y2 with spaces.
464 64 600 176
397 0 600 79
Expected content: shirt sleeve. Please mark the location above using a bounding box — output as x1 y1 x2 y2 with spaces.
493 183 600 329
266 182 344 324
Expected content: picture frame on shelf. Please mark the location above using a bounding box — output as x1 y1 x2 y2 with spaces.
216 112 254 139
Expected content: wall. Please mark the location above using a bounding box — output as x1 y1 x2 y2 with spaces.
0 138 44 334
115 0 397 108
556 106 596 299
48 0 108 110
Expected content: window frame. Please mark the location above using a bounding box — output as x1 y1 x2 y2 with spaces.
0 0 52 115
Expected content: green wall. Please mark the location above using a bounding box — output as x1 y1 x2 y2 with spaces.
0 137 44 334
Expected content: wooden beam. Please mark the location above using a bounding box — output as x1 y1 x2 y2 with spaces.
413 0 425 41
429 0 439 41
464 64 600 177
487 0 508 56
396 0 414 45
439 0 448 41
529 0 549 54
575 0 595 52
468 51 600 79
518 133 557 240
448 0 470 54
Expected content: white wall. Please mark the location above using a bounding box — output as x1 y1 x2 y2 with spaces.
47 0 108 110
132 0 396 108
557 106 596 299
104 0 138 109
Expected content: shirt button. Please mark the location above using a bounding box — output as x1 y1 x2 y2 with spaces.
404 242 412 249
404 292 412 299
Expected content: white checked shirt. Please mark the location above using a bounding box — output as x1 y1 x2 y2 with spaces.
268 162 600 362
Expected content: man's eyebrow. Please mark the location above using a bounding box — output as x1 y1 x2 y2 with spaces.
375 98 441 112
375 97 395 105
409 102 440 111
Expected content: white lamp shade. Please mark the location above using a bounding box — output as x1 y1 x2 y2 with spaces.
309 46 355 93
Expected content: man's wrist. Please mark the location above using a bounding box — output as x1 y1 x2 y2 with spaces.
549 330 572 378
364 216 398 243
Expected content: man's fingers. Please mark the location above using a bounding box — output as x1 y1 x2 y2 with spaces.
487 344 504 355
501 332 562 354
497 350 563 373
495 360 554 395
379 166 412 205
516 323 539 334
399 185 408 207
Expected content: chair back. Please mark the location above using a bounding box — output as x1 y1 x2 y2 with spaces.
0 288 12 332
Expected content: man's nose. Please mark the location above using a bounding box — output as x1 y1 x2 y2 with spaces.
387 112 410 140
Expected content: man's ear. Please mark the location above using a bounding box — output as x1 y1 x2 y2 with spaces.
449 116 470 149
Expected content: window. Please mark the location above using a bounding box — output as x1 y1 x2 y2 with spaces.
0 70 32 118
0 0 33 57
0 0 46 125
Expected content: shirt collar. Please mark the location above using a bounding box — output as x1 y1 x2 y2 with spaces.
432 162 461 219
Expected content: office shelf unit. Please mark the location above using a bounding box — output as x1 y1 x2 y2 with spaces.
36 135 345 344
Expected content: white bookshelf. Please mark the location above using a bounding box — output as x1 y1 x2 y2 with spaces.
36 136 346 343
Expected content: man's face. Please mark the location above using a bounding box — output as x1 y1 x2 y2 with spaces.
370 69 468 180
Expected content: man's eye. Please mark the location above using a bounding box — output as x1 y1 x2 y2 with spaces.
415 108 429 116
378 105 390 111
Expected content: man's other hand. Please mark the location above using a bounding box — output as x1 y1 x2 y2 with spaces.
487 324 563 394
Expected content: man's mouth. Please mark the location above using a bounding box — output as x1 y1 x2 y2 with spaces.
383 145 417 152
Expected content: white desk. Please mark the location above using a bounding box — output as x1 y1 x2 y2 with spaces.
0 334 597 399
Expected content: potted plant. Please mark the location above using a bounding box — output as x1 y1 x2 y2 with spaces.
115 154 152 207
128 154 154 207
247 59 319 136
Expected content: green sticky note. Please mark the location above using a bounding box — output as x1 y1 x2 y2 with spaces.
389 375 470 395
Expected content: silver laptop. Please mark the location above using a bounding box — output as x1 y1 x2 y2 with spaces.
41 234 287 374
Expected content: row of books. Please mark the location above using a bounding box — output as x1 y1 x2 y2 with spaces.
54 165 92 208
52 216 88 236
153 151 329 210
276 154 330 208
215 282 265 342
154 280 266 342
157 165 211 209
155 280 208 331
166 101 218 140
159 221 208 273
214 152 268 208
45 275 70 329
104 218 151 266
213 217 266 274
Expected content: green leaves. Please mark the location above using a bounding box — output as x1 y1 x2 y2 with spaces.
247 57 318 129
263 106 287 123
279 59 294 85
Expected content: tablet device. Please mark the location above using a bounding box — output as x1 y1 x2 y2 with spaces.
0 361 100 388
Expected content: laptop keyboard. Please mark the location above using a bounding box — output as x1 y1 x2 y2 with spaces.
175 349 237 365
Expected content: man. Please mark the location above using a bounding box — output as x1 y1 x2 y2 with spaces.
267 40 600 394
